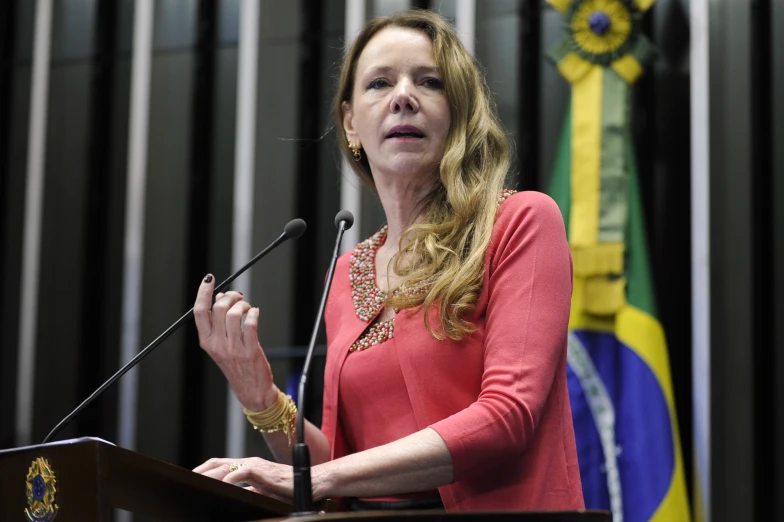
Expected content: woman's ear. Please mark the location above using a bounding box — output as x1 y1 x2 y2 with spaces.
342 101 360 147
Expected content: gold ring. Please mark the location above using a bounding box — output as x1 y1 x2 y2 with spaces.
228 462 245 473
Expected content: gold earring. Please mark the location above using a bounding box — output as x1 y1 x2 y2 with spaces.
349 143 362 161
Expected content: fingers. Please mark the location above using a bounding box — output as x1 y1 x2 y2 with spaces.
193 457 231 474
193 273 244 344
194 274 215 344
202 465 230 481
227 300 253 349
243 306 261 350
199 462 247 482
193 458 290 501
224 466 249 481
226 462 292 502
210 291 245 341
194 458 255 484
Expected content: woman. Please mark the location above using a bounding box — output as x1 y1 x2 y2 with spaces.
193 10 583 512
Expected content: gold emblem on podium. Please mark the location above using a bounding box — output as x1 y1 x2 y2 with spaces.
25 457 59 522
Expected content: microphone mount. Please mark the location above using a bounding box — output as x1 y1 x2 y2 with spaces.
291 210 353 515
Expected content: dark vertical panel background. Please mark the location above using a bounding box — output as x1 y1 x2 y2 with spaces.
317 0 347 279
773 0 784 516
78 0 120 443
180 0 217 469
294 0 325 349
0 0 16 320
1 0 36 449
33 0 98 442
103 0 133 449
632 0 693 493
750 0 775 511
0 0 20 450
245 0 303 460
135 0 197 464
475 1 522 187
293 0 326 428
194 0 240 463
518 0 539 190
709 0 756 520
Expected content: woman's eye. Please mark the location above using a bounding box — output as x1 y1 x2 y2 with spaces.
422 77 444 90
368 78 389 90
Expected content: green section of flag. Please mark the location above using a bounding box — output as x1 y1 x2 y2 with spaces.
623 125 657 318
549 103 572 232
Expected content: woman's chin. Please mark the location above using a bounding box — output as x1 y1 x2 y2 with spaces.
375 157 438 180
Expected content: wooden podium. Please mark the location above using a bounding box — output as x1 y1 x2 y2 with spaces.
0 437 291 521
0 437 610 522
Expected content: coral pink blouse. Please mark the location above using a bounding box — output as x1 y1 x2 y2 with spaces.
322 191 584 511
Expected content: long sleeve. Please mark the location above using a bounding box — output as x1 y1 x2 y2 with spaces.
428 191 574 481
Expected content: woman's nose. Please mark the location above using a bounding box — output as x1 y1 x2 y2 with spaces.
389 80 419 113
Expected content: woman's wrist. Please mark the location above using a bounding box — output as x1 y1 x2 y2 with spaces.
260 385 281 411
243 385 280 412
310 463 335 502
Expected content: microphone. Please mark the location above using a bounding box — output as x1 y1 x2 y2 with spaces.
42 218 307 444
292 210 353 515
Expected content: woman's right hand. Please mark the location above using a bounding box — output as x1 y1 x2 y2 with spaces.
193 274 279 412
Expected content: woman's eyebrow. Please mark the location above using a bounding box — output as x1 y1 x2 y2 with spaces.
362 64 440 77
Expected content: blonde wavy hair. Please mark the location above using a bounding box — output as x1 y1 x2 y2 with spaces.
335 10 510 340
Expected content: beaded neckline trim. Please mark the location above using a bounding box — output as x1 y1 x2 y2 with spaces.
348 226 389 322
498 188 517 204
349 319 394 353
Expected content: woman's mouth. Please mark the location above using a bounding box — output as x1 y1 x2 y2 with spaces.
386 125 425 140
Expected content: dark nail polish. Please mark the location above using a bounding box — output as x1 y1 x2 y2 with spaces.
204 274 213 283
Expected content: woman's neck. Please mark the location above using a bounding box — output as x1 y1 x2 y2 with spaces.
374 174 435 252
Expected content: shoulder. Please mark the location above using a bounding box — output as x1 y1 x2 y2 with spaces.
485 190 572 280
498 190 563 216
495 190 567 237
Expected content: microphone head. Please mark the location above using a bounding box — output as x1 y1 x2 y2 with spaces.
284 218 307 239
334 210 354 230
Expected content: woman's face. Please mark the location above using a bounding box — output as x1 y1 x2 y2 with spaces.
344 27 451 184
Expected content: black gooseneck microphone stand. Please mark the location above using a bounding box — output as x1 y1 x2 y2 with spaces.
42 218 307 444
291 210 354 515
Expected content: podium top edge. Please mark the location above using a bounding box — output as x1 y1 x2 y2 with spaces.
0 436 115 455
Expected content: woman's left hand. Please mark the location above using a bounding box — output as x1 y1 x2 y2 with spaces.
193 457 294 503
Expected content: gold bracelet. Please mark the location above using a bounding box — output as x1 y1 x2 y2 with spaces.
243 390 297 445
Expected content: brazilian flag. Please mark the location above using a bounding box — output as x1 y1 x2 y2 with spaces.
548 102 690 521
545 1 691 519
